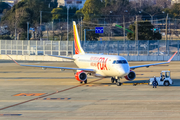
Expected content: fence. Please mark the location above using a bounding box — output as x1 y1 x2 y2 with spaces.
0 40 180 61
0 40 74 56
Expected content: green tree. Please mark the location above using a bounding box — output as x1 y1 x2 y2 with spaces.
1 0 56 39
74 0 102 41
51 6 78 20
86 30 99 40
164 3 180 18
0 35 11 40
101 0 132 21
78 0 103 21
127 21 162 40
104 0 111 7
0 2 11 14
51 7 64 20
83 23 99 41
75 10 84 19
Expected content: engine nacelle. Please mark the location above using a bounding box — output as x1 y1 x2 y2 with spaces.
75 71 87 82
124 70 136 81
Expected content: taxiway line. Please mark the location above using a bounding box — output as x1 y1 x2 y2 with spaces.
0 78 103 111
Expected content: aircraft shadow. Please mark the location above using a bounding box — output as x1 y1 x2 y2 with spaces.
170 79 180 86
95 79 180 87
123 80 149 83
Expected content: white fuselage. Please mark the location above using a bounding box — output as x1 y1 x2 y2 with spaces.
73 54 130 77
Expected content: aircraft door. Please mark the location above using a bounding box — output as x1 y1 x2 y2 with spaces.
106 59 111 71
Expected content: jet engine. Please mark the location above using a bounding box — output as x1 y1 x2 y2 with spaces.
75 71 87 81
124 70 136 81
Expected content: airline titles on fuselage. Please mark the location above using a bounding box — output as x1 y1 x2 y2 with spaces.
90 57 108 70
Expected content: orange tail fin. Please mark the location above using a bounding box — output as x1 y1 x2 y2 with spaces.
73 21 85 55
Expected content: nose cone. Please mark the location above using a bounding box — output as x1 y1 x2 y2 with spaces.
123 65 130 75
119 64 130 76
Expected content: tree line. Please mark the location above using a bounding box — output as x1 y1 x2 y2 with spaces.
0 0 180 40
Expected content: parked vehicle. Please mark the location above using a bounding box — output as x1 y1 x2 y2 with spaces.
149 70 173 86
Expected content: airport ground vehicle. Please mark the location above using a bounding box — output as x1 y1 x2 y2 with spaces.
149 71 173 86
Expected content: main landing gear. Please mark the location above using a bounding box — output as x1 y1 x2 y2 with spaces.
111 77 122 86
80 79 87 84
111 77 117 83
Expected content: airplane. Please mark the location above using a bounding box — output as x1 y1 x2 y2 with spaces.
7 21 177 86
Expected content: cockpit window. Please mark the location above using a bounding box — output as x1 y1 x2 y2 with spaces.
113 61 116 64
113 60 127 64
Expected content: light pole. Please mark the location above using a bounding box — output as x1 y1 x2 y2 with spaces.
139 10 164 25
123 15 125 41
46 23 49 40
165 13 168 41
139 10 154 24
40 11 42 41
15 5 17 40
27 22 29 40
60 27 62 41
135 16 138 40
52 20 54 41
123 10 128 42
67 6 69 41
84 29 95 42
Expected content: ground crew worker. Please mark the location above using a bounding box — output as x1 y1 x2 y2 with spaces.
153 76 157 88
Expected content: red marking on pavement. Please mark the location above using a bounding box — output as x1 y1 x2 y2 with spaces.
13 93 46 96
0 78 103 111
43 98 71 100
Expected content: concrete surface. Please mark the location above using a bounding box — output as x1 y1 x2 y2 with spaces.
0 61 180 120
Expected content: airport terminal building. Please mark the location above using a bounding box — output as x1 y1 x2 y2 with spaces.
57 0 86 9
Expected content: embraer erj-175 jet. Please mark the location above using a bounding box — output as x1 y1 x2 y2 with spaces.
8 21 177 86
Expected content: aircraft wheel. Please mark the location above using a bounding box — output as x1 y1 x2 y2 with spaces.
111 77 114 83
84 80 87 84
80 81 83 84
117 82 122 86
164 81 169 86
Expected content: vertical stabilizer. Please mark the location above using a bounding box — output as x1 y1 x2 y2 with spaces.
73 21 85 55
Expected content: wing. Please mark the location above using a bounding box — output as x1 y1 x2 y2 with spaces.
7 55 95 73
130 51 177 70
47 54 75 60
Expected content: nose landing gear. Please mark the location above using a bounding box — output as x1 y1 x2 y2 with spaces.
111 77 117 83
111 77 122 86
116 82 122 86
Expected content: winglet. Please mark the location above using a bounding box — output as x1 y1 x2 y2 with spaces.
167 51 177 62
7 55 20 65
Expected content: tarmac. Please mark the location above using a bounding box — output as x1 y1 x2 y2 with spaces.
1 60 180 120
